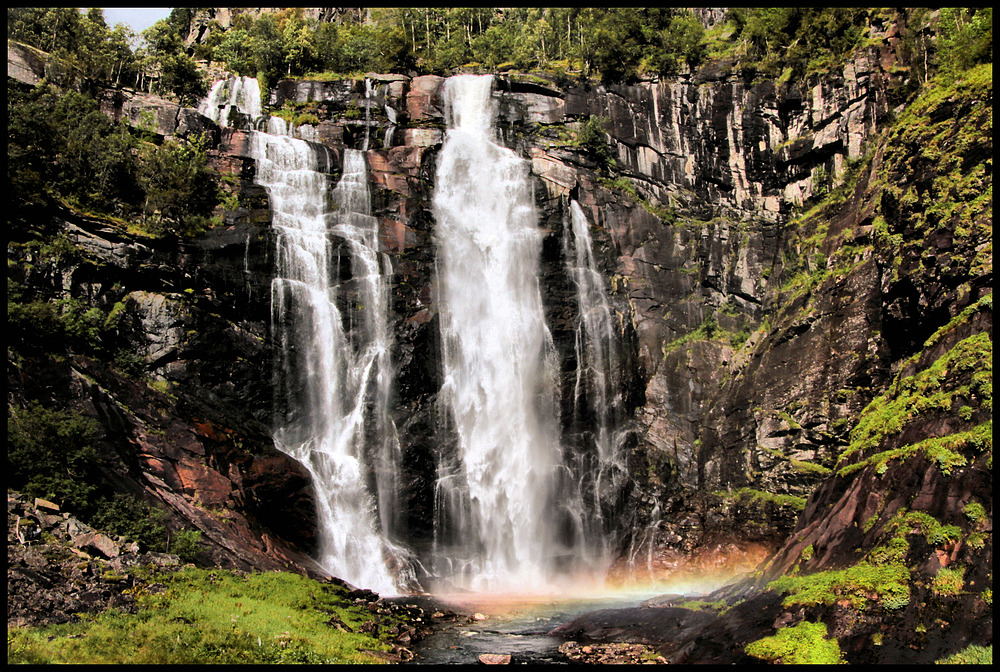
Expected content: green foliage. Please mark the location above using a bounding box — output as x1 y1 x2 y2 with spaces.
838 330 993 469
139 14 208 104
575 115 616 172
204 7 708 83
8 80 220 238
6 567 404 664
8 8 140 91
8 82 142 220
137 134 219 236
874 62 992 281
936 644 993 665
728 8 870 82
170 529 203 563
934 8 993 75
745 620 844 664
89 493 169 553
7 270 126 358
7 403 102 518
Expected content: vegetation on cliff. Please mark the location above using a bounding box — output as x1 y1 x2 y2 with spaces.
7 79 220 237
729 51 992 663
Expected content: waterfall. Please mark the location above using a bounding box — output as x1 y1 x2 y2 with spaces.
563 200 628 559
198 76 262 127
201 77 406 594
431 75 591 592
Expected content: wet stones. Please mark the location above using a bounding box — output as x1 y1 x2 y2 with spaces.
558 640 666 664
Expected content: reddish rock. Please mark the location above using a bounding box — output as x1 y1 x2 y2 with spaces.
406 75 445 122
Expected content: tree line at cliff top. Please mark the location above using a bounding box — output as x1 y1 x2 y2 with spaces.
9 8 993 102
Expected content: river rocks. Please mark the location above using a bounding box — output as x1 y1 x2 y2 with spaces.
558 641 666 664
8 491 157 627
478 653 512 664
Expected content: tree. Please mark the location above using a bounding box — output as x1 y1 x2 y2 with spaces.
935 7 993 73
140 17 207 103
138 134 218 236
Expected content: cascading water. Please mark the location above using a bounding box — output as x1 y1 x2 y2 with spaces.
431 75 604 592
198 76 262 127
562 200 629 565
201 77 406 595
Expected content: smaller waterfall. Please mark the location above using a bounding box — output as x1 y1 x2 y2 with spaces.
200 76 406 594
562 199 629 571
198 76 262 127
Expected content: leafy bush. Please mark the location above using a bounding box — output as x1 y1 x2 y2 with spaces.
934 8 993 74
137 134 219 236
7 403 102 518
90 493 169 552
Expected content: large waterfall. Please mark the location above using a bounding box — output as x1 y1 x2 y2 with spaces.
430 75 607 592
200 77 406 595
198 74 627 596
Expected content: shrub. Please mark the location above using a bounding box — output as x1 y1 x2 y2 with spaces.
7 403 101 518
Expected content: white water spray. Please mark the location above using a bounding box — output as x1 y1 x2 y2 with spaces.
431 75 592 592
564 200 628 554
201 78 405 594
198 76 262 127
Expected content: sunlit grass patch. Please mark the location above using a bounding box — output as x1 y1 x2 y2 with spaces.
7 567 400 664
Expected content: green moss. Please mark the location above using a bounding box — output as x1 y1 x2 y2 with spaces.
936 644 992 665
839 422 991 478
838 331 993 469
767 562 910 610
885 509 963 549
678 599 727 612
715 487 807 511
745 620 844 664
789 458 832 476
962 501 987 525
874 64 993 281
931 565 966 596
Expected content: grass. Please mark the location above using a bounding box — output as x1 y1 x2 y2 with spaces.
6 567 403 664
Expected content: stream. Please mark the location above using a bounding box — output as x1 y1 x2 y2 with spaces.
397 576 732 665
405 593 648 665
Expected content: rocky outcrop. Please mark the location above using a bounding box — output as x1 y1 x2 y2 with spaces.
8 491 172 627
546 53 993 664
